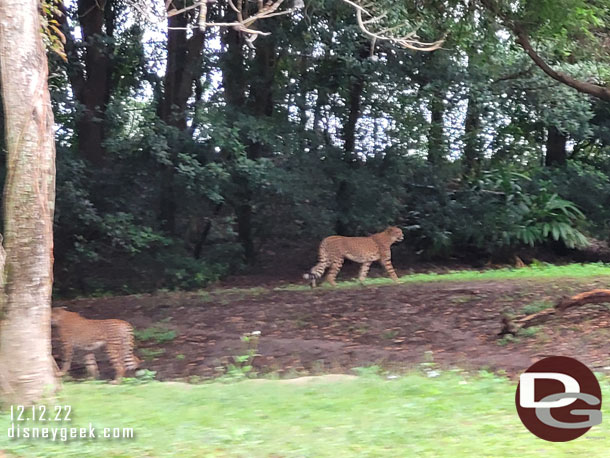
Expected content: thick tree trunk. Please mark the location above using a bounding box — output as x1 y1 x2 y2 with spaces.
0 75 4 157
158 15 205 129
157 10 205 235
239 34 277 262
545 126 567 166
219 25 250 261
221 21 277 264
73 0 114 165
0 0 58 405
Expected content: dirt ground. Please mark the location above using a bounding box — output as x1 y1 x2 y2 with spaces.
53 271 610 381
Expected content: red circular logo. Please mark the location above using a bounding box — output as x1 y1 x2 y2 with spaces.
516 356 602 441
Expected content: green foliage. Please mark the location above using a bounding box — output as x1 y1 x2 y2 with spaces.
40 0 66 61
513 191 588 249
517 326 542 338
22 0 610 296
139 348 166 360
223 332 261 381
134 325 177 344
532 162 610 239
122 369 158 385
403 166 589 257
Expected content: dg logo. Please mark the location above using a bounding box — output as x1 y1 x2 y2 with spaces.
516 356 602 441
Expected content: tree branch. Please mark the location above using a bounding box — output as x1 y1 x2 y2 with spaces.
479 0 610 102
343 0 444 52
513 28 610 102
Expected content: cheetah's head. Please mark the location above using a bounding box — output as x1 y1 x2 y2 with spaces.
385 226 404 243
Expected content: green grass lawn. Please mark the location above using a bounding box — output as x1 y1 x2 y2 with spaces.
271 261 610 292
2 370 609 457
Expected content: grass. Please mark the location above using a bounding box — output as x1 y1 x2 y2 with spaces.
269 262 610 293
2 371 610 457
133 326 177 345
520 300 554 315
139 348 166 360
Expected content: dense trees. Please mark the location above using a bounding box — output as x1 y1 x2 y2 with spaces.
1 0 609 296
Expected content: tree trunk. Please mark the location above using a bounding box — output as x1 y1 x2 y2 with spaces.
336 47 367 235
73 0 114 165
342 76 364 157
545 126 567 166
0 0 58 405
463 91 482 173
221 19 277 264
157 9 206 235
427 95 446 164
221 24 246 109
0 74 4 157
342 47 368 158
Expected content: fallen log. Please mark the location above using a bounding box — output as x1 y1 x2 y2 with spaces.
555 289 610 312
499 289 610 336
499 309 556 336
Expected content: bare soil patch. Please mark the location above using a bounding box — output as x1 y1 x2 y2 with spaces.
53 275 610 381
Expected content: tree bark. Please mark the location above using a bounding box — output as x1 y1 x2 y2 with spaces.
427 95 446 164
463 91 482 172
342 47 368 158
220 17 278 263
221 23 246 109
342 76 365 157
0 0 58 405
157 9 206 235
240 33 277 263
336 46 367 235
0 74 4 157
62 0 115 165
158 14 205 129
545 126 567 166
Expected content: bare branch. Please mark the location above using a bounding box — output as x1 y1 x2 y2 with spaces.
355 9 443 51
136 0 444 53
340 0 444 52
167 3 202 17
164 0 294 35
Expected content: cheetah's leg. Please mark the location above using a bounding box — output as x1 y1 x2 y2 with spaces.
326 258 344 286
358 261 373 283
381 256 399 282
58 342 74 376
84 353 100 379
107 344 125 384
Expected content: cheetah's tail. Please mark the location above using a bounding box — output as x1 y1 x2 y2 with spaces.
124 331 141 370
303 272 321 288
